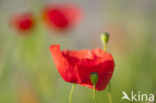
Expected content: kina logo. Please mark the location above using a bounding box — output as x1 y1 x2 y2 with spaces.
121 91 155 102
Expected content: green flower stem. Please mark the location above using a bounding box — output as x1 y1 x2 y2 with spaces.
103 43 107 51
93 85 99 103
69 83 76 103
108 82 112 103
101 32 112 103
103 43 113 103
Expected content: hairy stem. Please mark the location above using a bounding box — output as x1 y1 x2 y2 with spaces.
103 43 107 51
108 82 112 103
93 85 99 103
103 43 113 103
69 83 76 103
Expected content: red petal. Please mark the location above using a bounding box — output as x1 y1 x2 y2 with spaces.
42 4 83 29
58 4 83 25
78 59 115 90
49 45 80 83
63 48 115 90
11 13 34 32
50 45 115 91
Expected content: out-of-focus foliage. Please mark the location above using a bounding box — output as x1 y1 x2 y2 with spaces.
0 0 156 103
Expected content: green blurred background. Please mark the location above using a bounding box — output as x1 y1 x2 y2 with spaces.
0 0 156 103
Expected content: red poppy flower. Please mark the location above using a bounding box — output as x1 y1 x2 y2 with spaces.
11 13 34 33
42 4 83 30
49 45 115 91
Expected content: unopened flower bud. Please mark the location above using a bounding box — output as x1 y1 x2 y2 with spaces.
90 72 98 85
101 32 110 44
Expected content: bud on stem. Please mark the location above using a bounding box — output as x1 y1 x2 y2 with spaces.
101 32 113 103
101 32 110 51
90 72 99 103
90 72 99 85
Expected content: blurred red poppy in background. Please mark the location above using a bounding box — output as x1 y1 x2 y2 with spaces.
49 45 115 91
10 13 35 33
42 4 83 30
